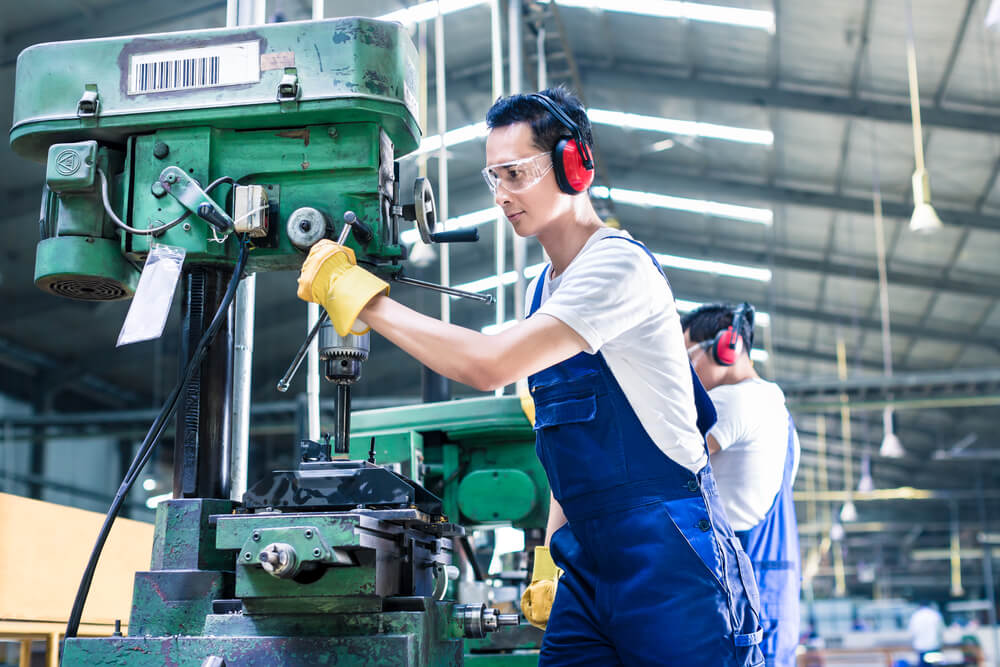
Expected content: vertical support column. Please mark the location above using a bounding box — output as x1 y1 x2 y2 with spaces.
491 0 507 397
306 303 321 441
435 5 450 326
509 0 526 324
949 501 964 597
174 268 234 499
537 25 547 90
227 0 264 501
425 2 452 404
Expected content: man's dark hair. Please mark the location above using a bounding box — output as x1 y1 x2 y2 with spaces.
680 302 755 353
485 86 594 154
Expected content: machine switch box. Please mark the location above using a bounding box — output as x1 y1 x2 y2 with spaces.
46 141 97 192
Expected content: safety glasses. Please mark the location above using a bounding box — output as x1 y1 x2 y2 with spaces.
482 152 553 194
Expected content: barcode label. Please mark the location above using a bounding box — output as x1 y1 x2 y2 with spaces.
128 41 260 95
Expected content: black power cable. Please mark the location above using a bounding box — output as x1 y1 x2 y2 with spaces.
65 235 251 639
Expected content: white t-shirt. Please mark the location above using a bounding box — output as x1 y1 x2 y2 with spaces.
909 606 944 652
525 227 707 474
707 377 799 532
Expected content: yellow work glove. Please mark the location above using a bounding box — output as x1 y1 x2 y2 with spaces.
296 240 389 336
521 546 562 631
519 386 535 426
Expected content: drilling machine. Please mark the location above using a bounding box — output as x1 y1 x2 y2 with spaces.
9 17 536 666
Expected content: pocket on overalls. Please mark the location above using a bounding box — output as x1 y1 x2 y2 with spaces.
661 496 726 585
725 536 765 665
533 392 626 499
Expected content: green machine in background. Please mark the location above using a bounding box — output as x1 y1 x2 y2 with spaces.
10 16 546 667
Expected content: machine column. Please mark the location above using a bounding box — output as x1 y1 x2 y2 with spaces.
174 267 235 499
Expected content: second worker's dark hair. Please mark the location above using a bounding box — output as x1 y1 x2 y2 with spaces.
680 302 755 353
485 85 594 154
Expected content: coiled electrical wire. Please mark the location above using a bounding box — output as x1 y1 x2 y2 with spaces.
97 167 235 235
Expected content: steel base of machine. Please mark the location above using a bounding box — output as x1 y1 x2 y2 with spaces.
63 600 465 667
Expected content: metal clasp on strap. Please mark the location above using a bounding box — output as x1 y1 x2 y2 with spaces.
77 84 99 118
735 629 763 646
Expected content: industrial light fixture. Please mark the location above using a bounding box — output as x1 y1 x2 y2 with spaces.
839 500 858 523
409 109 774 159
410 122 489 157
904 0 943 234
378 0 487 25
588 109 773 145
879 407 906 458
654 251 771 282
591 186 773 226
830 521 845 542
536 0 775 32
857 453 875 493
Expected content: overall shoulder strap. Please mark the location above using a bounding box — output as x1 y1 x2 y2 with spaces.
598 235 666 277
528 265 549 316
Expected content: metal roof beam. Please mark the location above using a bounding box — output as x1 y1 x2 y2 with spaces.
575 66 1000 135
0 336 142 407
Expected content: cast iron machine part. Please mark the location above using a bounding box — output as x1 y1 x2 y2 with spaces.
10 16 521 666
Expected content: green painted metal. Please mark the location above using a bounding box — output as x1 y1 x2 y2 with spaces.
352 397 548 530
34 141 139 298
11 18 419 159
347 430 424 482
352 397 531 437
458 470 537 523
12 17 421 279
151 498 237 571
123 121 401 270
45 141 97 191
128 499 237 638
33 236 138 299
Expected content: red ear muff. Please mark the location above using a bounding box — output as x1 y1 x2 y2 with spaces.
712 327 743 366
553 138 595 195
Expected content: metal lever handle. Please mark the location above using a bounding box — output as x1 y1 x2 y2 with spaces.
393 274 495 305
342 211 373 244
276 217 373 392
430 228 479 243
276 311 329 392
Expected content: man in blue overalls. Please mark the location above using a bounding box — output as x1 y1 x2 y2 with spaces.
683 303 802 667
297 87 764 665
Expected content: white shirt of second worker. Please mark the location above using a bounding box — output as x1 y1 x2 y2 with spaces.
524 227 707 475
908 606 944 652
707 377 799 531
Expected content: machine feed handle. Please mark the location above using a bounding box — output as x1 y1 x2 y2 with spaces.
276 310 330 392
429 228 479 243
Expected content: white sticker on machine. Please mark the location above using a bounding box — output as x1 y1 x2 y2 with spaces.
127 40 261 95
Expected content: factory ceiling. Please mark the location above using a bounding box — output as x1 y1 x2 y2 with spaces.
2 0 999 599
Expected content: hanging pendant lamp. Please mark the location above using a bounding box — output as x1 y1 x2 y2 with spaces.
904 0 943 233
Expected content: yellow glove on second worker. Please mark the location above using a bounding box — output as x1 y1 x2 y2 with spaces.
521 546 562 631
296 240 389 336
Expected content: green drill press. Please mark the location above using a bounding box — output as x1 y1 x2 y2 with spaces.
9 16 539 666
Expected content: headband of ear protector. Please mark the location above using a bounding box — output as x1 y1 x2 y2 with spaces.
706 302 755 366
528 92 595 195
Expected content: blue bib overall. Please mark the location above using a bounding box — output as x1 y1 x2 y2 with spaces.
735 416 801 667
529 238 764 666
